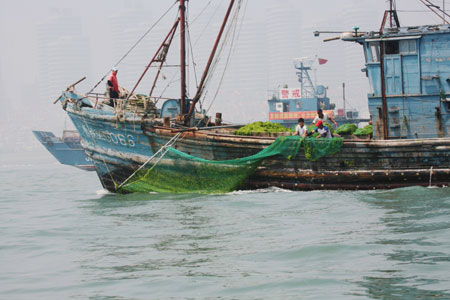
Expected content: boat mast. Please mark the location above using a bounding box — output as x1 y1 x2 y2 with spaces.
379 0 400 139
380 0 400 32
179 0 187 116
389 0 393 27
342 82 346 118
379 44 388 140
185 0 236 125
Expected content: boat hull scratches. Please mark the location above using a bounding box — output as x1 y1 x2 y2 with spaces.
246 180 448 191
66 107 450 192
248 168 450 190
85 144 449 192
74 165 96 171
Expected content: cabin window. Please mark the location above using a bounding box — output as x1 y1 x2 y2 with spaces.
296 101 302 109
369 42 380 62
385 40 399 55
283 103 290 112
400 39 417 54
274 103 283 112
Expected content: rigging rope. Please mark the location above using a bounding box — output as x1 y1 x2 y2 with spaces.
117 132 183 189
190 0 214 25
197 0 244 116
163 0 216 98
86 1 178 95
154 73 181 106
186 16 199 90
203 0 246 117
204 2 241 85
194 0 226 47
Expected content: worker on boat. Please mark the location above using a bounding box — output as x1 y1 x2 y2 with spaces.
107 67 120 106
312 109 338 128
295 118 308 138
314 120 332 139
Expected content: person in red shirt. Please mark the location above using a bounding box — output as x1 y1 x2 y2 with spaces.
107 67 119 106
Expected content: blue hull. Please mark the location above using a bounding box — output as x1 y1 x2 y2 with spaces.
32 130 94 171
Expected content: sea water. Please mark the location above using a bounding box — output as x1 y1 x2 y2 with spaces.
1 150 450 299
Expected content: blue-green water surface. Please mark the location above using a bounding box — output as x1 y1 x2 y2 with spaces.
1 151 450 299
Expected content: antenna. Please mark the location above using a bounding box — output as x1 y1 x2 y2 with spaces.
380 0 400 32
293 58 316 98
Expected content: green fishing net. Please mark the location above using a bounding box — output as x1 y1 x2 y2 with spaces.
117 136 344 194
303 137 344 161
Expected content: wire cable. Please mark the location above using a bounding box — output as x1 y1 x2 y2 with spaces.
200 0 246 122
86 1 178 95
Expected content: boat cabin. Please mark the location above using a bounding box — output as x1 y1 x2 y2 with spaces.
268 59 368 129
360 25 450 139
268 83 333 129
268 60 334 129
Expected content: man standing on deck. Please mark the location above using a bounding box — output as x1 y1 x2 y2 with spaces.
107 67 119 106
314 120 332 139
312 109 338 128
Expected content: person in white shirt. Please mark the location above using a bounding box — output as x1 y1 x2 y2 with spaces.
314 120 332 139
295 118 308 137
312 109 338 128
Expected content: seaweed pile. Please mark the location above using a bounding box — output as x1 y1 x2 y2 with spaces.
336 124 357 135
354 125 373 136
234 122 291 136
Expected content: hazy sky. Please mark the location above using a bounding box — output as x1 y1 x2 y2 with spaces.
0 0 444 151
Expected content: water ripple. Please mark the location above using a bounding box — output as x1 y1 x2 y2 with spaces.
2 162 450 299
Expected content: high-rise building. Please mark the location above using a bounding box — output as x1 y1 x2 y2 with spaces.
109 8 155 93
36 12 91 130
265 2 302 91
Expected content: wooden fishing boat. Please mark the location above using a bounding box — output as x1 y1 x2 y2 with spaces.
58 0 450 192
32 130 94 171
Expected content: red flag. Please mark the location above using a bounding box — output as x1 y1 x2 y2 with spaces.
318 58 328 65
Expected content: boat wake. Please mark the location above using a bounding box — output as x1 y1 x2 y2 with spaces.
228 186 294 195
96 189 113 195
427 185 445 189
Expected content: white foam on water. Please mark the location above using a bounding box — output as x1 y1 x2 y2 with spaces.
427 185 441 189
228 186 294 195
96 189 112 195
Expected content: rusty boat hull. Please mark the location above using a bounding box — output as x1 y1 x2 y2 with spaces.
63 97 450 192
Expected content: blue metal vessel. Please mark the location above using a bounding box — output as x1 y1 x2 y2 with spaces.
316 7 450 139
32 130 94 171
363 24 450 139
268 58 369 129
